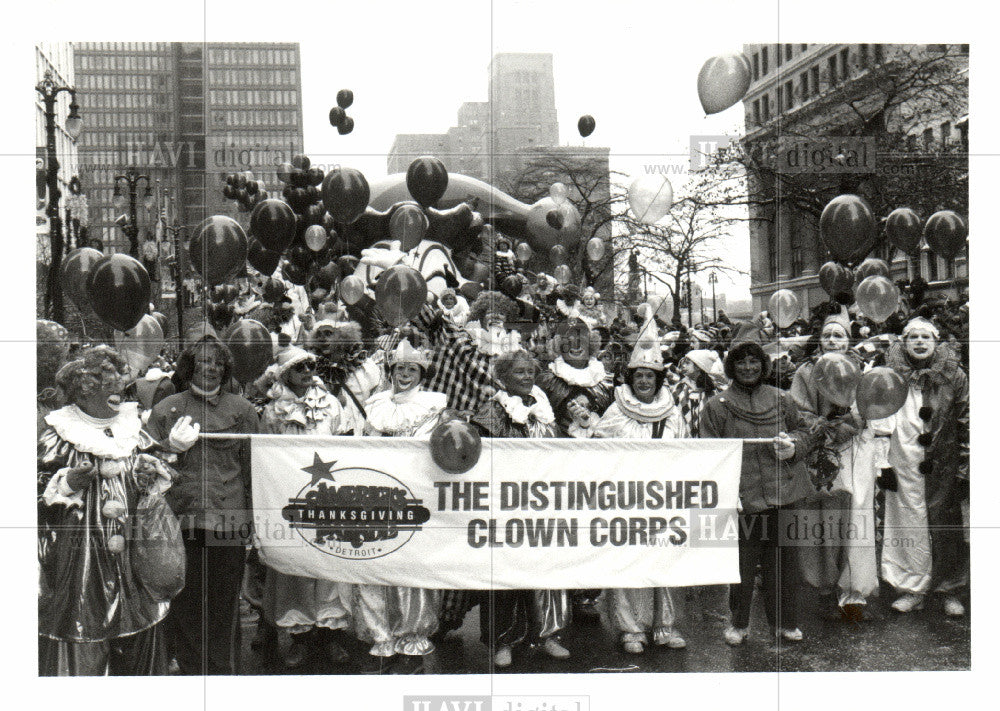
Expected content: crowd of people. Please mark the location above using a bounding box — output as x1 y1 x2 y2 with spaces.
36 268 970 675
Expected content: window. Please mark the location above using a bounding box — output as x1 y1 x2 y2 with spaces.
762 46 769 74
753 99 760 125
874 44 884 63
860 44 868 67
785 44 793 61
940 121 951 148
800 71 809 99
840 48 850 79
761 94 770 121
923 127 934 151
785 80 794 109
790 224 802 277
752 53 760 80
767 221 778 283
776 85 783 111
776 44 783 67
800 43 808 51
828 55 838 85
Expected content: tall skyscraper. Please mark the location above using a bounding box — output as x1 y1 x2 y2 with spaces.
73 42 304 255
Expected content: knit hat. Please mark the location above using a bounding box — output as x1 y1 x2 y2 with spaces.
723 321 771 380
822 310 852 337
684 349 720 377
387 338 430 369
902 316 940 339
276 346 316 378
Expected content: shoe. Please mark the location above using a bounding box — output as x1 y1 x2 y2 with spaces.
622 641 645 654
776 627 803 642
283 640 310 669
494 646 513 667
652 628 687 648
541 637 571 659
891 593 925 613
326 640 349 665
943 596 965 617
723 626 749 646
840 603 871 623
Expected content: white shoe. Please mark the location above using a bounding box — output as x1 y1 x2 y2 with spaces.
723 626 749 646
494 645 513 667
776 627 803 642
943 596 965 617
653 628 687 648
622 641 645 654
891 594 925 613
541 637 571 659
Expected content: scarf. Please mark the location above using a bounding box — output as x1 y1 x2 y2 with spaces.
612 384 676 424
264 378 338 431
494 386 556 427
549 357 608 388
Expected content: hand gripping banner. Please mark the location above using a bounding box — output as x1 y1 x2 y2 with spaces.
250 435 743 589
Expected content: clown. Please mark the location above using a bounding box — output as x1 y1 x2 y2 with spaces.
38 345 174 675
307 316 384 433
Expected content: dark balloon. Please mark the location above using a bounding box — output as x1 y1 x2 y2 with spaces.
406 156 449 208
262 277 287 304
222 183 237 200
282 260 311 286
61 247 104 312
287 241 314 270
856 367 908 420
374 265 427 326
246 180 259 195
314 262 342 291
885 207 922 255
923 210 967 260
458 281 482 302
247 239 281 275
328 106 347 128
545 209 564 230
429 419 482 474
819 194 876 264
291 154 310 170
234 173 247 189
336 89 354 109
577 115 596 138
322 167 370 224
249 199 297 253
85 254 151 332
223 319 273 384
277 162 294 183
500 274 523 299
818 261 854 297
337 116 355 135
189 216 249 286
309 167 325 187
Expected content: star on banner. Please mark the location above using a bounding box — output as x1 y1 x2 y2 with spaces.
301 452 337 485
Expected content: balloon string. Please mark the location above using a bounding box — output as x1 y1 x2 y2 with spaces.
637 176 672 224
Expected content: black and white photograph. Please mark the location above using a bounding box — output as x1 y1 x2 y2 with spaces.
7 0 997 708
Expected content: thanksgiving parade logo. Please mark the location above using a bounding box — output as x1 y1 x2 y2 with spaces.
282 452 431 559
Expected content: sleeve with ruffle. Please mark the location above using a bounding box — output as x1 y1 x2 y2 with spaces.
37 428 86 510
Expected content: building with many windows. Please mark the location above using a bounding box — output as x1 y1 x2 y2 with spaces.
741 44 968 313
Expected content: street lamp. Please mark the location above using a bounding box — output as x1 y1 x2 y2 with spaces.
708 271 719 323
114 167 153 258
36 69 82 323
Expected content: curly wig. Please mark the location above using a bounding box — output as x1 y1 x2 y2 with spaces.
55 345 130 403
468 290 517 325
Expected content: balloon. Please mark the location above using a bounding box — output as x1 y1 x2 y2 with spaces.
329 106 347 127
526 197 582 251
282 260 310 286
819 194 876 264
855 275 899 323
767 288 799 329
389 203 430 252
291 154 310 170
554 264 572 284
151 311 168 333
337 116 355 135
114 314 164 378
549 182 568 204
924 210 967 260
86 254 151 332
697 53 752 115
337 88 354 109
374 265 428 326
247 238 281 276
855 367 908 420
37 319 70 392
304 224 328 252
885 207 922 255
61 247 104 311
406 157 449 208
818 261 854 297
577 115 596 138
249 199 296 253
546 209 563 230
321 167 370 224
628 175 673 224
813 352 861 408
338 274 365 305
262 277 287 304
314 262 342 291
307 168 325 187
550 244 567 265
286 242 314 270
224 319 273 384
458 281 482 302
429 419 482 474
586 237 606 262
515 242 533 263
854 257 890 283
499 274 523 299
189 216 248 287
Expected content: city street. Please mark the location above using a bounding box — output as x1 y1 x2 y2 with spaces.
237 582 970 675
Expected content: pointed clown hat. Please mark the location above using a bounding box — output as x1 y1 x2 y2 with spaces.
387 337 430 370
627 313 665 371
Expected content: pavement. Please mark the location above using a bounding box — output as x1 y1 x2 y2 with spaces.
235 581 970 675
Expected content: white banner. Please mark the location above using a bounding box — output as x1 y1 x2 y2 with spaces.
251 435 743 589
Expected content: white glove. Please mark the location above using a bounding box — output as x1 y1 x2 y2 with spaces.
360 247 405 270
773 431 795 461
168 415 201 452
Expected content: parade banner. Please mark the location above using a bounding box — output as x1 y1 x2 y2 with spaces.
251 435 743 589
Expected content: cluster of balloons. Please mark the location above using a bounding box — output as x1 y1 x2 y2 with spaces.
697 53 752 115
222 171 269 213
62 248 152 333
328 89 355 135
813 353 907 420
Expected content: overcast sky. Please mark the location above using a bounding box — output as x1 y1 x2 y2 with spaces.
297 1 751 298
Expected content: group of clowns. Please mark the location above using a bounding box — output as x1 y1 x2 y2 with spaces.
37 268 969 675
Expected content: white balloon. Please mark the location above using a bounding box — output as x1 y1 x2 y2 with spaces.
549 182 569 205
767 289 800 329
628 175 673 225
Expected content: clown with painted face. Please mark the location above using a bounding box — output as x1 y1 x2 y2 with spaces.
882 317 969 617
38 345 174 675
346 339 447 663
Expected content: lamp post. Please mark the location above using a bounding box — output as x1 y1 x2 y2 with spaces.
161 188 186 347
36 69 82 324
708 271 719 322
113 168 153 258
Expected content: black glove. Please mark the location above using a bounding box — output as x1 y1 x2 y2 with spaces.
877 467 899 492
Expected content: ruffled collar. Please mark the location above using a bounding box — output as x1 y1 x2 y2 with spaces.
613 384 676 424
44 403 147 459
885 341 962 388
469 326 521 356
493 386 556 426
365 386 447 436
549 357 608 388
265 378 337 430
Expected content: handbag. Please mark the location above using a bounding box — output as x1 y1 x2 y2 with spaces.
130 492 186 601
